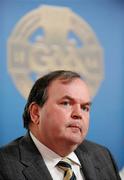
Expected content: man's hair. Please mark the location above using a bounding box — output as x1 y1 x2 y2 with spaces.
23 70 81 129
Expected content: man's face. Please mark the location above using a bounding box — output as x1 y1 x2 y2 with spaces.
34 78 91 154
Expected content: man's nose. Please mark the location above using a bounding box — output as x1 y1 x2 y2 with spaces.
71 105 82 119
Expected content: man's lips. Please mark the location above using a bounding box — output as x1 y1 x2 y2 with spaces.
68 124 82 132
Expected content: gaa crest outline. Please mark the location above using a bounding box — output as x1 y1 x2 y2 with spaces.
8 5 104 99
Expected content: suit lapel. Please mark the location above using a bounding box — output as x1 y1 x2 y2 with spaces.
19 133 53 180
22 159 52 180
75 142 97 180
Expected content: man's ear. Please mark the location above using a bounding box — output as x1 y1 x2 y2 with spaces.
29 102 40 125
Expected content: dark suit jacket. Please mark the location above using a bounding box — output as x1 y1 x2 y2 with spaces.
0 133 121 180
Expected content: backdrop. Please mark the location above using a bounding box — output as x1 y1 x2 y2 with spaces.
0 0 124 170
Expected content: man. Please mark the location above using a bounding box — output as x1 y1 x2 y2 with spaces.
0 70 121 180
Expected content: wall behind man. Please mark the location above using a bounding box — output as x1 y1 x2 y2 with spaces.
0 0 124 170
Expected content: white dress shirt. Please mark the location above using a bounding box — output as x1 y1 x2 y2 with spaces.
30 132 84 180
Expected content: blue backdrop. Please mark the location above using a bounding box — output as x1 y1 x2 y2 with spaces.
0 0 124 170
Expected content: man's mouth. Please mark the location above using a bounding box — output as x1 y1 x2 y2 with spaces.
68 125 81 132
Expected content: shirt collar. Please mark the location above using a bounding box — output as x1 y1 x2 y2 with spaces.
30 131 81 168
67 152 81 166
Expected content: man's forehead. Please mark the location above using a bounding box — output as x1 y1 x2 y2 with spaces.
47 78 88 91
47 78 90 100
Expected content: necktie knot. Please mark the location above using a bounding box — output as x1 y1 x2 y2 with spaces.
57 158 76 180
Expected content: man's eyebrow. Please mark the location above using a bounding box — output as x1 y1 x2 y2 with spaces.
81 102 92 107
61 95 74 101
61 95 92 106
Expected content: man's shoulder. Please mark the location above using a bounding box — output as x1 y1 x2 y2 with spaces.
76 139 116 167
0 136 24 158
77 139 110 155
83 139 107 149
0 132 38 161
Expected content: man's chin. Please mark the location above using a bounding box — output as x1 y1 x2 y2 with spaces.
67 136 83 147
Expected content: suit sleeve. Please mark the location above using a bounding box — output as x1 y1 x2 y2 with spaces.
0 152 6 180
0 173 4 180
106 148 121 180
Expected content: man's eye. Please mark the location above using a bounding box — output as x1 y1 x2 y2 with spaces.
81 106 89 112
61 101 70 106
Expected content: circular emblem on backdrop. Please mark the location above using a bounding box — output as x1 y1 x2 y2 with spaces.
8 5 104 99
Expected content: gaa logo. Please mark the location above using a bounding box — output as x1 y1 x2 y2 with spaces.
8 5 103 99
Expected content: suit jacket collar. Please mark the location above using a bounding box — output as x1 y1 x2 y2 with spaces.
19 132 53 180
75 142 98 180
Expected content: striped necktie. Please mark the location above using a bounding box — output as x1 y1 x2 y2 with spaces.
57 158 76 180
